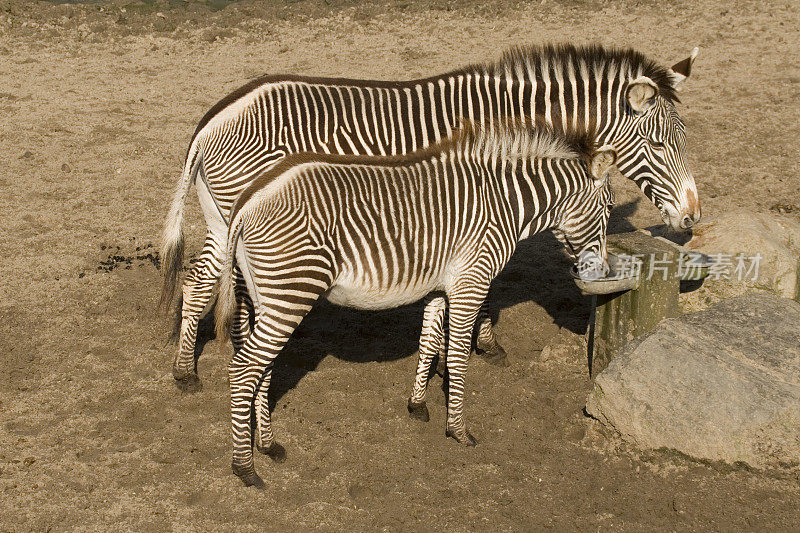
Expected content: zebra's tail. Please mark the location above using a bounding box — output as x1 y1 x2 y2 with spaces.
159 141 202 311
215 214 245 343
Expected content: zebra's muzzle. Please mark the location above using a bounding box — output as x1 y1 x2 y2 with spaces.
680 214 697 229
660 202 692 233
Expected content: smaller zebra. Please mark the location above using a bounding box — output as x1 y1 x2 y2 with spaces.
215 119 616 487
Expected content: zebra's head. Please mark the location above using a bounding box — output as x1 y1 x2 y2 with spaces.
559 146 618 279
609 48 701 232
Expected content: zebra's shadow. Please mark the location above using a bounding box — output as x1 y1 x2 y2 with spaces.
265 232 579 411
608 197 640 235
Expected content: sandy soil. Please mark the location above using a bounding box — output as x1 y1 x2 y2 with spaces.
1 0 799 530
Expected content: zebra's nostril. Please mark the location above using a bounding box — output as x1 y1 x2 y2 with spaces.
681 215 694 229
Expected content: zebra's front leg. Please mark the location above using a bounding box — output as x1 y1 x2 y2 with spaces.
444 284 488 446
408 295 447 422
172 233 225 390
475 306 508 367
429 306 506 375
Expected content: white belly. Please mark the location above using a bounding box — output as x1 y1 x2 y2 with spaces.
325 275 441 310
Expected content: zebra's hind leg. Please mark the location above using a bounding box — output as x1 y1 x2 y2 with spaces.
230 268 254 352
475 304 508 367
172 232 225 391
229 311 304 488
229 270 330 487
230 283 282 461
253 364 286 463
408 295 447 422
233 272 283 461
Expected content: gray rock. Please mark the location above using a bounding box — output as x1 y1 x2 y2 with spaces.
585 293 800 470
683 211 800 300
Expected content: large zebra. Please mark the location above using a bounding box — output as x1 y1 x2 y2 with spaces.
213 120 616 487
162 44 699 386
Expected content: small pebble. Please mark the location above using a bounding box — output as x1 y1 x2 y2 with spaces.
61 163 71 173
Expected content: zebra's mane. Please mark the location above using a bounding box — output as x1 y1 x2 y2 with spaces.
453 118 595 164
478 43 679 104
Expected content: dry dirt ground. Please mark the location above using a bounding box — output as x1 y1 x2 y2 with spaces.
1 0 799 530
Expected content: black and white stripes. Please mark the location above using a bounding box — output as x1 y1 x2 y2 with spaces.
214 121 616 486
162 43 700 390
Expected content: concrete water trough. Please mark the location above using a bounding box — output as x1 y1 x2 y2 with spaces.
573 230 715 376
570 253 640 295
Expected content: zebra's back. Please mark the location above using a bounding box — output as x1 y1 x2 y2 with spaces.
234 151 496 310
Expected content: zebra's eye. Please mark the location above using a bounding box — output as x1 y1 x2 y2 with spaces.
647 139 666 149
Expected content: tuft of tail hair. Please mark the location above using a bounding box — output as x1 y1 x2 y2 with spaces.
214 218 243 343
168 293 184 345
159 144 201 311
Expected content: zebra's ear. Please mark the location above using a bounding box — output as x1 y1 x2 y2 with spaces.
627 76 659 114
669 47 699 90
590 145 617 187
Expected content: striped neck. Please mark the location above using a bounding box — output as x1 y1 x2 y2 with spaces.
484 155 593 240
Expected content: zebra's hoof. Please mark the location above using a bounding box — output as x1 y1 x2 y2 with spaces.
232 463 265 489
256 442 286 463
446 428 478 446
407 399 430 422
478 343 509 367
173 371 202 393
